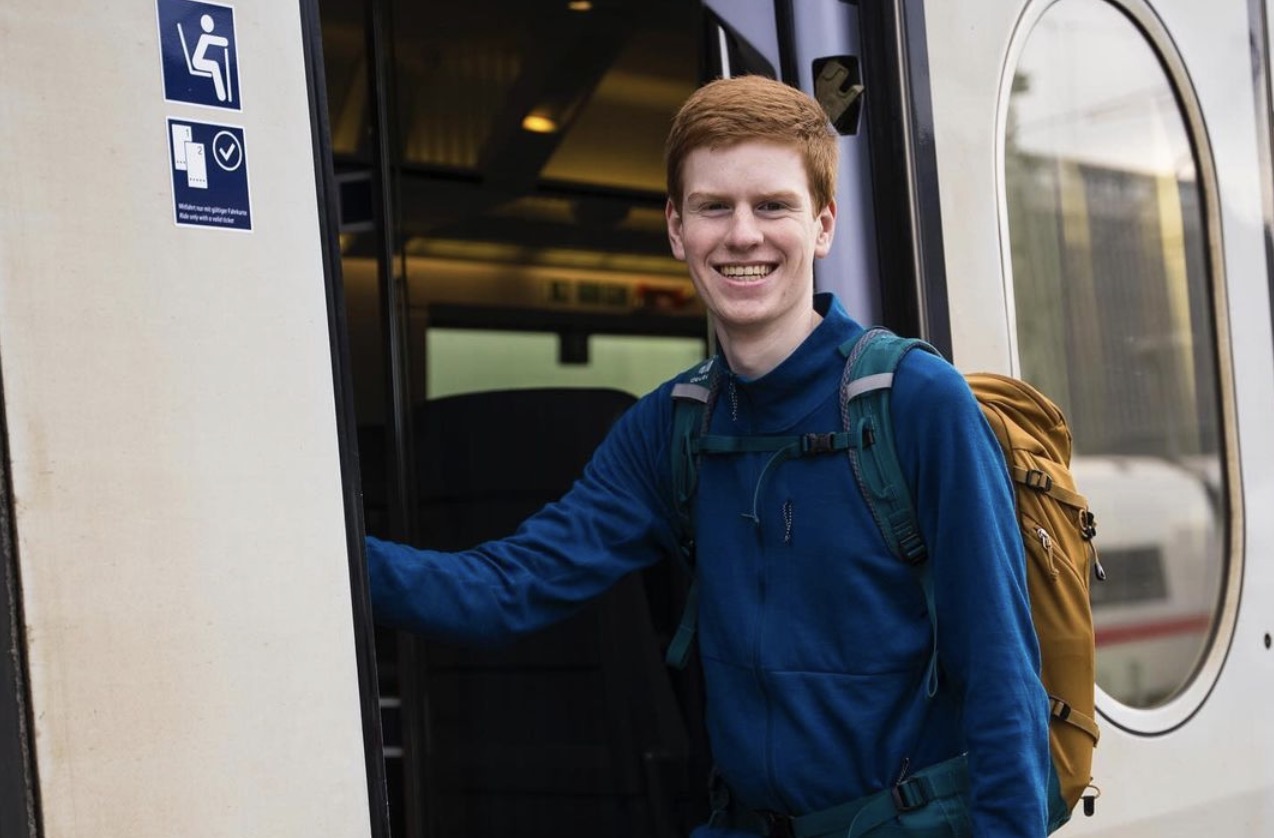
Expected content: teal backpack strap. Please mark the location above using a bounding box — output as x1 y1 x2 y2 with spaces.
839 328 936 564
790 753 970 838
839 328 943 696
666 357 721 669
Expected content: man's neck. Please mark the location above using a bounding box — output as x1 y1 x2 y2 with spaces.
718 306 824 379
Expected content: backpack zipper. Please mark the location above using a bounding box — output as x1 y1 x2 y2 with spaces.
1090 543 1107 583
1034 526 1060 579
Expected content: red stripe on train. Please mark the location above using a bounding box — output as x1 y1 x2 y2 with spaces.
1095 614 1213 646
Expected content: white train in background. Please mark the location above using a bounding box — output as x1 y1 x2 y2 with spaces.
1076 456 1223 708
0 1 1271 838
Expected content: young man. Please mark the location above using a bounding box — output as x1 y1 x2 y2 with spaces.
367 75 1049 837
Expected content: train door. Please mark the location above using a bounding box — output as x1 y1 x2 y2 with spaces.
893 0 1274 833
316 1 714 836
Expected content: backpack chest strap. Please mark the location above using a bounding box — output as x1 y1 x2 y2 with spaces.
692 431 856 532
692 431 855 457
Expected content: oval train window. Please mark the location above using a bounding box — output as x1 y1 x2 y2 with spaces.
1002 0 1230 713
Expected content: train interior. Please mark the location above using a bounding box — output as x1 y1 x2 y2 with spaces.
317 1 714 835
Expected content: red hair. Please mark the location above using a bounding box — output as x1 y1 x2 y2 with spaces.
665 75 838 212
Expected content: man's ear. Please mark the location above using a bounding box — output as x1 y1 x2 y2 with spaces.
666 198 686 261
814 198 837 258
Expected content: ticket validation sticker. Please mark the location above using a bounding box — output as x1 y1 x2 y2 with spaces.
167 118 251 231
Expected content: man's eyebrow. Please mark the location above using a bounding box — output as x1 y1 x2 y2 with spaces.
757 190 805 203
684 190 805 204
684 191 726 204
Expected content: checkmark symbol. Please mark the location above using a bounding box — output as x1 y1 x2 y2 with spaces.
217 144 237 163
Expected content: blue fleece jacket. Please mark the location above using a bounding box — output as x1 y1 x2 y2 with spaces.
367 293 1050 837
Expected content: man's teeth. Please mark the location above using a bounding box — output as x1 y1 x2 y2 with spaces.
719 265 773 278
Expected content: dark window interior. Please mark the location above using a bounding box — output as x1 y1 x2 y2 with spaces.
316 2 712 835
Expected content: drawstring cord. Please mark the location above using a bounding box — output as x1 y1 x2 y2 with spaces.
740 444 799 528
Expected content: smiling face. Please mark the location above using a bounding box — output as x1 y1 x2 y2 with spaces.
667 140 836 370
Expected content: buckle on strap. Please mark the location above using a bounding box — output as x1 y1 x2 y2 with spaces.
891 775 934 813
802 432 835 454
1080 509 1097 540
897 530 928 565
1025 468 1053 492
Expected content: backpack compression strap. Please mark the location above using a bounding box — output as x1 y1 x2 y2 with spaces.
670 360 718 564
840 328 943 696
666 357 720 669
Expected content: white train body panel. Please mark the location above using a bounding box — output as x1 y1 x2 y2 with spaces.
0 3 371 836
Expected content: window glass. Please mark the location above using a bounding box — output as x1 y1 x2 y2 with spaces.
426 329 705 400
1004 0 1226 708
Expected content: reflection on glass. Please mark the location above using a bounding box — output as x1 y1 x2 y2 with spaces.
1004 0 1225 708
427 330 705 399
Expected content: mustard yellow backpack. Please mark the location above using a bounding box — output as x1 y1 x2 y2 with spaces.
966 371 1103 826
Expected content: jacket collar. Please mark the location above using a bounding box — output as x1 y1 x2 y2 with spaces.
719 293 866 431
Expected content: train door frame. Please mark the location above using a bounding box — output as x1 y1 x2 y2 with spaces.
855 0 953 351
302 0 396 834
0 383 37 838
1254 0 1274 347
